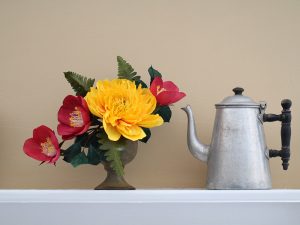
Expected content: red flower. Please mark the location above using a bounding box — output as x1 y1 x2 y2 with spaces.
57 95 91 140
150 77 186 106
23 125 60 164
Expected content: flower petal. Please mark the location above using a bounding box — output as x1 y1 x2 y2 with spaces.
150 77 163 96
118 124 146 141
23 138 49 161
48 129 60 151
137 114 164 128
62 95 81 110
85 88 105 118
163 81 179 92
57 107 73 125
103 120 121 141
78 107 91 124
57 124 82 136
33 125 54 143
61 134 76 140
80 96 89 111
157 91 186 106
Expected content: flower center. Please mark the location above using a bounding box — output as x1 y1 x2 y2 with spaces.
69 107 84 127
40 138 56 157
156 85 166 95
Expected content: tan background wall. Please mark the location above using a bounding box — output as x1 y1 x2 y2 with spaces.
0 0 299 189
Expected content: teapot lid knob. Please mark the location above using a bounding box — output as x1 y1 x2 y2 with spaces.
281 99 292 110
233 87 244 95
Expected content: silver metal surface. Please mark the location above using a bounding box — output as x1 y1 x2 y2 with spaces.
182 89 272 189
181 106 209 162
216 90 259 107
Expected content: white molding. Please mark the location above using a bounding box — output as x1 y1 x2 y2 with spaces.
0 189 299 225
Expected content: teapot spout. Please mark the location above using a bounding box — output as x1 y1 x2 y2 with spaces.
181 105 209 162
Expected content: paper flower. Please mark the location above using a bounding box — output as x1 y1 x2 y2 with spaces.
23 125 60 164
85 79 163 141
150 77 186 106
57 95 91 140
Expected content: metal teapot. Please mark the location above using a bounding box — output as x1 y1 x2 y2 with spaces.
182 87 292 189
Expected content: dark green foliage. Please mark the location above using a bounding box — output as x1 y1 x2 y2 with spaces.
117 56 141 81
90 115 102 126
70 152 88 167
140 128 151 143
75 132 98 148
156 106 172 122
148 66 162 83
64 71 95 96
63 142 81 163
87 144 105 165
74 133 88 144
135 79 148 88
63 131 105 167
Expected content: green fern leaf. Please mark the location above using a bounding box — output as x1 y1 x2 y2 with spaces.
117 56 140 81
104 148 124 176
64 71 95 96
99 135 125 176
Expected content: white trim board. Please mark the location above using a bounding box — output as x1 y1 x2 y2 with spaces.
0 189 299 225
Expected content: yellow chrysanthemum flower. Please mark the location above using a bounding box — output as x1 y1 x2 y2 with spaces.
85 79 163 141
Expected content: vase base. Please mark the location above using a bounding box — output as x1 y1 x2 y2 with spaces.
94 180 135 190
94 185 135 190
94 174 135 190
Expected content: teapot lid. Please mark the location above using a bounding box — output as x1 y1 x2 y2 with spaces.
215 87 260 108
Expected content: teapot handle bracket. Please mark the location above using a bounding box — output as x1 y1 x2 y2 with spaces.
263 99 292 170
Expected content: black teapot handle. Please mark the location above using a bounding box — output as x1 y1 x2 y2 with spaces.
263 99 292 170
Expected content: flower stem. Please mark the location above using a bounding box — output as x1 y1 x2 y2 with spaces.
83 125 100 147
59 141 65 148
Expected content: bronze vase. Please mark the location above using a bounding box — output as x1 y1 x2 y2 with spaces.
94 140 138 190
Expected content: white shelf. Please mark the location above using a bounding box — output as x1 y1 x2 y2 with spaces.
0 189 299 225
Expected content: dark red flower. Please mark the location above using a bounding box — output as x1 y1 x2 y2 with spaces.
150 77 186 106
23 125 60 164
57 95 91 140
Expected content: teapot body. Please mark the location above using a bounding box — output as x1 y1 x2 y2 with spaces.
182 87 291 190
207 107 272 189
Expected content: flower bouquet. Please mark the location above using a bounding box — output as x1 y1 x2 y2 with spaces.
23 56 185 189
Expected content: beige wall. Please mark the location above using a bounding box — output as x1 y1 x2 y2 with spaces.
0 0 299 189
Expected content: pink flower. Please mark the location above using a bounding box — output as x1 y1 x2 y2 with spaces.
57 95 91 140
23 125 60 164
150 77 186 106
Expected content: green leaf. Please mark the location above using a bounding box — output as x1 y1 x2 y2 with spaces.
75 133 88 144
75 131 100 148
64 71 95 96
87 145 105 165
70 152 88 167
63 142 81 163
63 131 106 167
156 106 172 122
140 128 151 143
99 136 126 176
104 148 124 177
135 79 148 88
91 115 102 126
148 66 162 83
117 56 140 81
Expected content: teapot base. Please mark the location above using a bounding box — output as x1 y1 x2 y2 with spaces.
206 183 272 190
